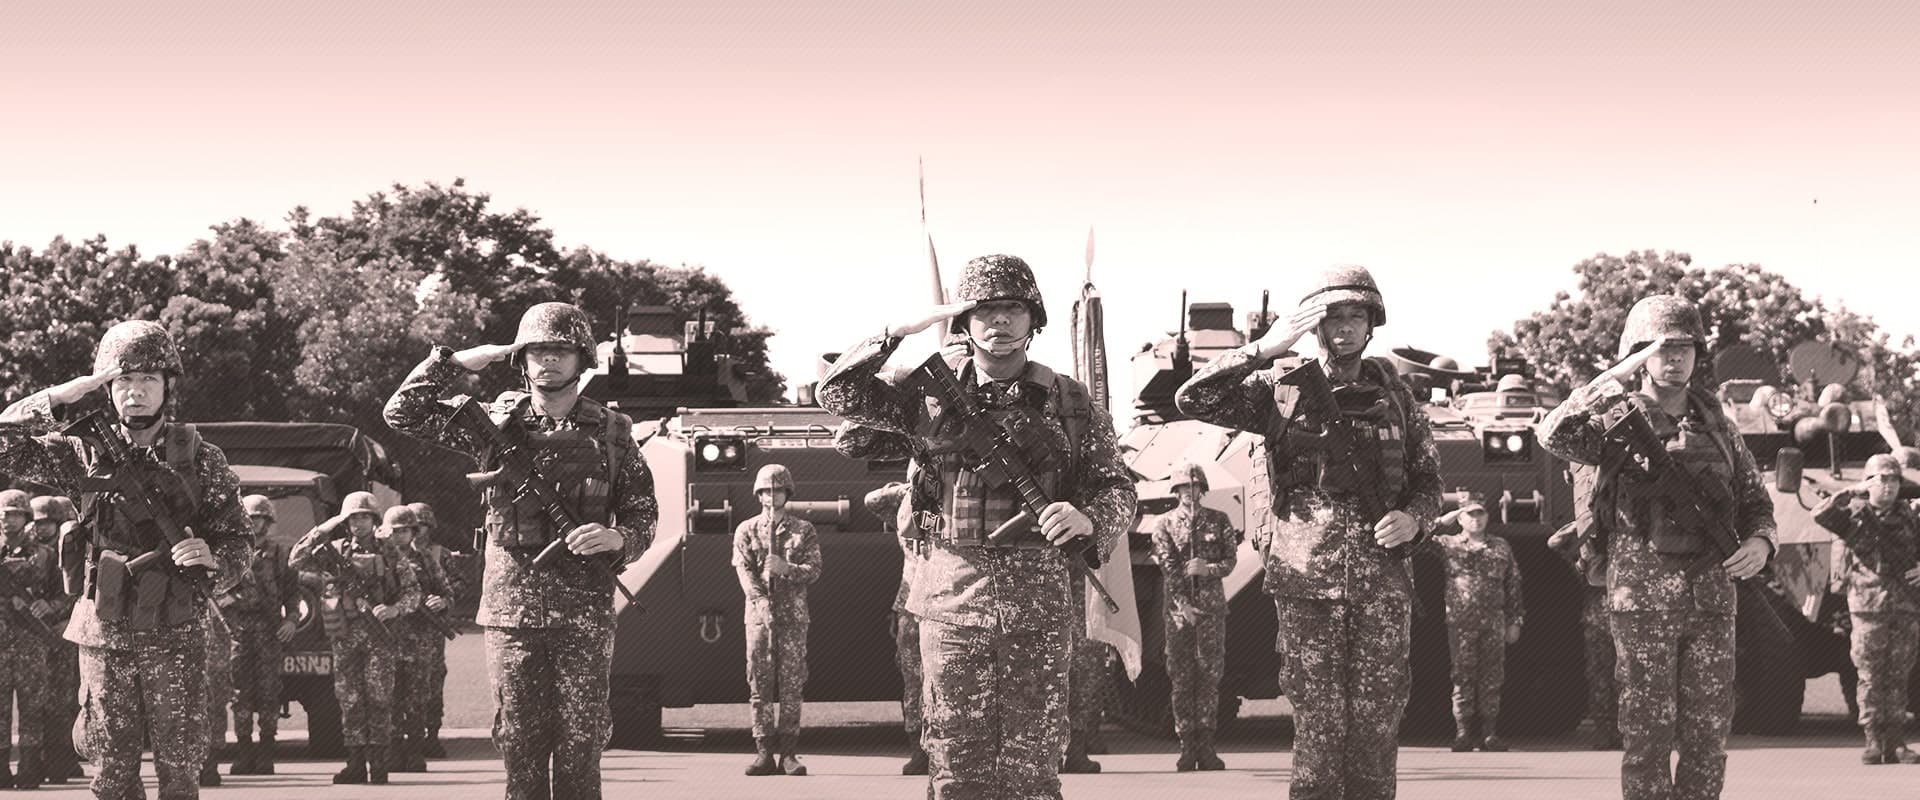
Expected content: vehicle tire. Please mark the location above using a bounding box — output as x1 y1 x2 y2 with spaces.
1110 662 1176 739
1731 579 1806 735
607 681 664 750
304 686 345 758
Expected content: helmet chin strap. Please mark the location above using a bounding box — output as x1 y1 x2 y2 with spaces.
1323 331 1373 367
968 333 1032 358
119 412 163 431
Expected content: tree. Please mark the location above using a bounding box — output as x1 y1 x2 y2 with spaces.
0 236 175 403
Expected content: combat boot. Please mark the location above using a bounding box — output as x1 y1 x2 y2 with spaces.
745 738 779 776
333 747 368 784
1061 737 1102 774
399 736 428 772
1451 717 1478 752
779 734 808 776
229 736 255 775
256 734 277 775
423 727 447 758
199 757 222 786
1480 735 1509 752
1085 727 1109 755
13 747 42 790
900 746 929 776
1175 735 1200 772
1195 729 1226 771
368 745 390 785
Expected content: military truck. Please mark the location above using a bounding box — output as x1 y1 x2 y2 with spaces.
196 422 403 757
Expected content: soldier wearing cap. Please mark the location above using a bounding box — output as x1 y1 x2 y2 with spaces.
25 494 85 783
221 493 300 776
1541 294 1775 799
1176 265 1443 799
733 463 823 776
1813 452 1920 764
0 319 250 799
384 301 658 800
1431 491 1525 752
1149 461 1242 771
819 254 1135 799
405 500 465 758
0 489 63 789
837 422 931 776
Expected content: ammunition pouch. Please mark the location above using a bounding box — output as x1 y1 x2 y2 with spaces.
88 547 195 629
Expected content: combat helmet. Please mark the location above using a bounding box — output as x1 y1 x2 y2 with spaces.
1456 491 1488 514
408 502 437 531
242 494 276 520
0 490 31 516
381 505 420 531
1866 453 1904 479
1300 264 1386 327
514 302 599 369
1168 461 1210 493
1495 374 1529 393
30 496 70 523
754 464 796 494
340 491 380 520
1618 295 1706 359
950 254 1047 333
94 320 183 375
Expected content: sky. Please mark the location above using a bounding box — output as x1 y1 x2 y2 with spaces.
5 1 1917 413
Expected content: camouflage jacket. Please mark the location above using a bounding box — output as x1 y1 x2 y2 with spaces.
217 539 301 632
817 334 1135 631
1173 349 1443 602
1540 377 1776 615
1813 492 1920 616
0 395 249 649
399 541 459 634
732 513 822 626
382 347 658 629
1433 532 1525 630
289 528 422 619
0 538 65 644
1150 504 1241 615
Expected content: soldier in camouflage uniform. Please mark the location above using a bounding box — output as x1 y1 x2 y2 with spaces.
408 501 464 758
199 595 232 786
1175 265 1443 800
733 464 823 776
221 494 299 776
1548 518 1622 751
1541 294 1776 800
27 494 85 784
0 320 251 800
384 301 658 800
1063 606 1114 773
290 491 422 785
839 422 932 777
1149 461 1241 772
820 254 1135 800
377 503 453 773
1812 452 1920 764
1 489 66 789
1430 492 1524 752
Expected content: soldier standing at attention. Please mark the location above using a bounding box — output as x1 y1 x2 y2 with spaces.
1540 294 1775 800
380 503 452 773
27 495 85 784
1149 461 1241 772
198 587 233 786
0 489 64 789
1548 514 1623 752
1431 492 1524 752
223 494 300 776
733 464 822 777
0 320 250 800
1175 265 1443 799
1063 597 1115 773
837 421 932 777
384 301 658 800
407 501 464 758
291 492 419 785
819 254 1136 800
1812 452 1920 764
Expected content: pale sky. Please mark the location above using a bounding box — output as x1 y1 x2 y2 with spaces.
6 1 1917 413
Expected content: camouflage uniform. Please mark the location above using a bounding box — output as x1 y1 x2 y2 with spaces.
220 534 298 769
201 602 231 783
0 532 63 787
383 314 658 800
818 255 1135 800
1812 482 1920 759
1149 502 1241 755
1065 599 1114 768
844 424 930 774
1433 528 1524 744
1542 375 1776 800
289 523 421 760
733 503 822 756
1582 584 1620 744
396 540 458 763
28 495 84 783
1176 341 1442 799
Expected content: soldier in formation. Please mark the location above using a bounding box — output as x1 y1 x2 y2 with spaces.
1549 515 1623 751
1148 461 1241 771
820 253 1135 799
379 502 455 772
290 491 421 785
839 421 930 776
733 463 822 776
1063 599 1114 773
1176 265 1443 799
1812 452 1920 764
0 320 250 800
0 488 63 789
1541 294 1776 800
385 301 658 800
407 500 463 757
222 493 300 776
200 590 233 786
1431 492 1525 752
27 494 85 783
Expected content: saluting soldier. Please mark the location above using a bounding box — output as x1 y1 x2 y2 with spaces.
384 301 658 800
0 320 251 800
1431 492 1524 752
1175 265 1443 799
819 254 1136 799
1540 294 1775 800
0 489 65 789
1149 461 1241 772
26 494 85 784
407 500 465 757
223 494 300 776
380 503 452 773
1812 452 1920 764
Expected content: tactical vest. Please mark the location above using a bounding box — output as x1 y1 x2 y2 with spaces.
227 542 285 613
918 358 1091 548
1614 395 1735 555
481 395 626 549
318 540 398 639
1262 357 1411 513
81 422 205 630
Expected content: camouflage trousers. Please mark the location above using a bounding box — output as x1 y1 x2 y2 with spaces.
206 627 231 753
1850 613 1920 747
1582 587 1618 731
1278 595 1412 800
396 626 449 741
1447 622 1505 731
1611 609 1735 800
1165 606 1226 738
78 628 209 800
0 634 50 752
1067 631 1112 739
486 622 615 800
895 611 924 745
746 617 809 741
920 617 1072 800
42 639 80 764
230 627 283 739
333 625 398 748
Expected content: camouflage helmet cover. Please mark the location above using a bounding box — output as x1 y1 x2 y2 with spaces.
1866 453 1904 479
754 463 796 494
1168 461 1210 493
382 505 420 530
0 490 31 515
514 302 599 369
1457 491 1488 514
340 491 380 519
241 494 276 520
1300 264 1386 327
950 254 1047 332
407 502 436 530
93 320 183 375
30 495 70 523
1618 295 1706 359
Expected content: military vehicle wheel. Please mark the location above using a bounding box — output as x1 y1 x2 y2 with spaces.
607 679 664 750
1731 580 1806 735
304 688 345 758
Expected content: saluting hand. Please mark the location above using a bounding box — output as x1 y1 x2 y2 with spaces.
1373 509 1418 548
564 523 624 556
453 342 525 372
886 301 978 339
46 367 123 407
1250 302 1327 359
1040 502 1094 545
1600 335 1670 386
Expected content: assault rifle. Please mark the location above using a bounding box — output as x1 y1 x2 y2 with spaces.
309 527 396 642
907 353 1119 613
0 559 64 645
448 398 637 604
1275 361 1410 559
